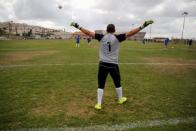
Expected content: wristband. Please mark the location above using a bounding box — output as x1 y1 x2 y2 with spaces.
78 26 82 30
139 26 144 30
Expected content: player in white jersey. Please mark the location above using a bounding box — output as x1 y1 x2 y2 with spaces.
71 20 153 110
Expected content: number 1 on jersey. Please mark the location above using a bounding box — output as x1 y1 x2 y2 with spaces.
107 42 111 52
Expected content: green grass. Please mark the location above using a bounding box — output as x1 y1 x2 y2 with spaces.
0 39 196 130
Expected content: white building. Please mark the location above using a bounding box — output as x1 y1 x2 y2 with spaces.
0 21 72 39
126 32 146 41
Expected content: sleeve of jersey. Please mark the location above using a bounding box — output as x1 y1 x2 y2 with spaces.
116 34 126 42
95 34 104 41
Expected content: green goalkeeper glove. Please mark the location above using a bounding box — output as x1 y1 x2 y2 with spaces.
70 22 82 29
140 20 154 29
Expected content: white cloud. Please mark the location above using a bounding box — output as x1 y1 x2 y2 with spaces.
0 0 196 38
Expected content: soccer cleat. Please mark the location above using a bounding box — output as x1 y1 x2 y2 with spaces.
94 103 102 110
118 97 127 104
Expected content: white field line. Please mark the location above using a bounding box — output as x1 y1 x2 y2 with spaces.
0 62 196 68
0 48 158 50
9 116 196 131
0 48 194 51
0 49 48 51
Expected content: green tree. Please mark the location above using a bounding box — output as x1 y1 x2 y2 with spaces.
27 29 32 37
0 28 6 36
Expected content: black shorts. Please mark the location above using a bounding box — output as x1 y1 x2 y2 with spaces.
98 61 121 89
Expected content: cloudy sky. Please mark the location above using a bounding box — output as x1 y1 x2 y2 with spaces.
0 0 196 38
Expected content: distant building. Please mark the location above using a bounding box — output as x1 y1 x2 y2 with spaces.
153 37 168 42
126 32 146 41
0 21 72 39
72 31 88 39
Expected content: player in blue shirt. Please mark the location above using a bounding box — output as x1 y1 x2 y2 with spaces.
75 35 80 48
164 38 169 48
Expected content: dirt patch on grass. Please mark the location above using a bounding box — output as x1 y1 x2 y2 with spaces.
30 89 64 117
153 65 192 75
30 87 96 118
31 104 63 117
0 50 59 64
144 57 196 64
143 57 196 75
66 97 96 118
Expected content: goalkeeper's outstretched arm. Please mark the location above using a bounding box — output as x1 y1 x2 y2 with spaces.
125 20 154 38
70 20 154 38
80 28 95 38
70 22 95 38
125 27 141 38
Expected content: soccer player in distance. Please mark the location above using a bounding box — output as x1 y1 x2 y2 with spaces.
71 20 154 110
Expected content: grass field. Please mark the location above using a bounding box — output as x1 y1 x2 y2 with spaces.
0 39 196 130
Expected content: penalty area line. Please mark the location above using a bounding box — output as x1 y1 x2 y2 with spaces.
0 63 196 68
11 116 196 131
